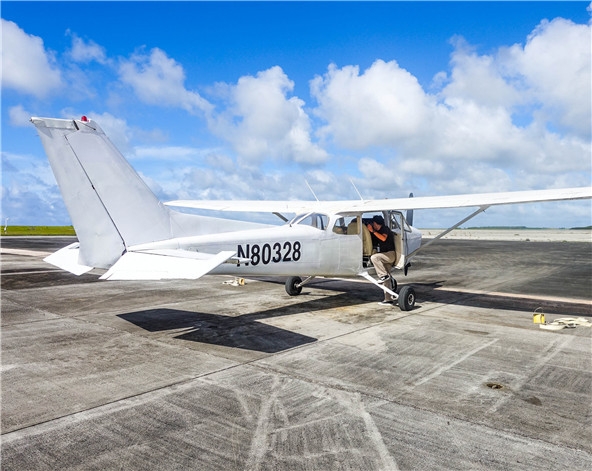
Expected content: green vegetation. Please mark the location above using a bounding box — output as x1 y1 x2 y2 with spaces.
1 226 76 236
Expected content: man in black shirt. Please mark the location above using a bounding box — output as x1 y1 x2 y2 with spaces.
367 215 397 304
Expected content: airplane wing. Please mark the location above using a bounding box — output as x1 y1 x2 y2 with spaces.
166 187 592 215
165 199 330 214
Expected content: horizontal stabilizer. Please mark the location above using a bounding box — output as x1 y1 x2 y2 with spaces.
44 243 94 276
100 250 236 281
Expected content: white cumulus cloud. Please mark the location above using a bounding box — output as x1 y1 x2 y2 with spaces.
311 60 431 149
67 31 108 64
1 19 63 98
209 66 328 164
441 36 521 109
500 17 591 138
8 105 32 126
119 47 212 115
310 17 591 194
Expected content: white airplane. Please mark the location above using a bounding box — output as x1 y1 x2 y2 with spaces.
31 116 592 310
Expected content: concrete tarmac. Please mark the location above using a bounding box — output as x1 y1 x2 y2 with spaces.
1 236 591 470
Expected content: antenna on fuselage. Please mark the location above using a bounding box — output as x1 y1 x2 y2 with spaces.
349 179 364 200
305 180 320 201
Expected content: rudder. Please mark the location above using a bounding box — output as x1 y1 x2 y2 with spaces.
32 117 174 269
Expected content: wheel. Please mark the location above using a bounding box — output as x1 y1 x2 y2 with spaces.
285 276 303 296
398 286 416 311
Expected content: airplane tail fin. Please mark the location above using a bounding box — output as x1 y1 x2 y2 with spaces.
32 117 184 269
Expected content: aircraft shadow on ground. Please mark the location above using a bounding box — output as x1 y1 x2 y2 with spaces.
408 281 592 317
118 292 370 353
285 277 591 317
119 308 316 353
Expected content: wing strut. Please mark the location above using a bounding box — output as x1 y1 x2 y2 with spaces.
413 205 490 254
273 212 289 222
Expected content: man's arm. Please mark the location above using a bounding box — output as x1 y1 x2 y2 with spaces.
367 224 388 242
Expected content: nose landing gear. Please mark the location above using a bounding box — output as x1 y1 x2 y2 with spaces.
285 276 316 296
285 276 303 296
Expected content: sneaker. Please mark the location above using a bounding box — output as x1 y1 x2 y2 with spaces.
378 300 393 306
377 275 389 284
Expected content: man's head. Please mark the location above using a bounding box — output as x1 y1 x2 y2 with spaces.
372 215 384 230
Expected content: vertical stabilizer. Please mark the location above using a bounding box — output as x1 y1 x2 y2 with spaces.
32 117 174 269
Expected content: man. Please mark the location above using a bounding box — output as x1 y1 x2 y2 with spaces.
367 215 397 304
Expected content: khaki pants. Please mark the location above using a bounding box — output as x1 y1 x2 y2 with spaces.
371 250 396 278
371 250 396 301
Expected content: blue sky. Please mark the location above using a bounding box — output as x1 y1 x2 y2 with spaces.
2 1 591 228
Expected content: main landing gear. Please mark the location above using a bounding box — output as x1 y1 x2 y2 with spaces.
285 275 416 311
397 285 416 311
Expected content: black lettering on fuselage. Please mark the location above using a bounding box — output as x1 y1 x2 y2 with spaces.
237 241 301 266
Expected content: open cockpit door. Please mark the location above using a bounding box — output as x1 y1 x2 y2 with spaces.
387 211 407 269
386 211 422 270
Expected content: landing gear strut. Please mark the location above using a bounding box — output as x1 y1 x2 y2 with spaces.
285 276 315 296
389 276 398 293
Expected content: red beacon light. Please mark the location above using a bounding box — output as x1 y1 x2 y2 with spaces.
80 116 88 122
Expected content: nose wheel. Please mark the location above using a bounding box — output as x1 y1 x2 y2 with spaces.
285 276 303 296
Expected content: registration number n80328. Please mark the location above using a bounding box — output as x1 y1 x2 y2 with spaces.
237 241 301 266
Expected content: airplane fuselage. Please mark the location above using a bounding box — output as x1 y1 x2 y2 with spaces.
129 212 422 278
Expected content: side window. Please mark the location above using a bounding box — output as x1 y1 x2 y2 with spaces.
388 211 412 233
333 216 359 235
333 217 345 234
298 213 329 230
389 213 402 234
390 213 400 230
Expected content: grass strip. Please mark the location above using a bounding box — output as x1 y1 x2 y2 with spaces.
2 226 76 236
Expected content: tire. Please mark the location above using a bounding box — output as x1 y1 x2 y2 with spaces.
285 276 303 296
398 286 416 311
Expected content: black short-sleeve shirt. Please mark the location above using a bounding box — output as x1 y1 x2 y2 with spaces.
375 225 396 253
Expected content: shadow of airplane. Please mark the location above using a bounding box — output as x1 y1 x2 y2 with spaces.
118 291 372 353
279 277 591 317
120 308 316 353
410 281 592 317
119 276 590 354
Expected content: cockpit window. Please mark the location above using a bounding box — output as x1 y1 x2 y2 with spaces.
332 216 359 235
390 213 401 231
288 212 329 230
